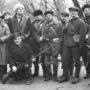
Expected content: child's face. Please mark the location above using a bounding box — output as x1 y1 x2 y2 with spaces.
14 36 22 45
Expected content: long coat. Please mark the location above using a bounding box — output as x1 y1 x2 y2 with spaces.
0 22 10 65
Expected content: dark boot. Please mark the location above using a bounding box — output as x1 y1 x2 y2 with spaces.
53 65 58 81
33 64 39 77
44 65 52 81
58 76 69 83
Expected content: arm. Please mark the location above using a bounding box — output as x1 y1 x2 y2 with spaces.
79 19 87 45
0 23 11 41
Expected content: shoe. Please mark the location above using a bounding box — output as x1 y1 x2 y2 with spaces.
71 78 80 84
58 76 69 83
84 73 90 79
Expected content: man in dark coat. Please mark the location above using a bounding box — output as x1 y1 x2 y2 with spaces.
58 7 87 84
31 10 44 77
8 34 35 85
82 4 90 79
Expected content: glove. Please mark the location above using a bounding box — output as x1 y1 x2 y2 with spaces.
12 66 17 72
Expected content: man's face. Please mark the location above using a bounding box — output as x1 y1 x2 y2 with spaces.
84 8 90 16
46 14 53 21
69 11 78 19
16 7 24 15
35 15 43 23
14 36 22 45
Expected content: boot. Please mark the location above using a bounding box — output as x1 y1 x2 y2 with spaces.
33 65 39 77
44 65 52 81
58 75 69 83
53 65 58 81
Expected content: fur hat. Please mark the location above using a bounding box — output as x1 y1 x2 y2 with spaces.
44 10 54 16
82 4 90 11
13 3 24 12
33 10 43 17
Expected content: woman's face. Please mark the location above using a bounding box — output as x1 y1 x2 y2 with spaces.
14 36 22 45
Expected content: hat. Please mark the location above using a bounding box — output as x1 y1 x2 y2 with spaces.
82 4 90 11
0 12 4 19
33 10 43 17
44 10 54 16
13 3 24 12
69 7 80 12
61 12 69 17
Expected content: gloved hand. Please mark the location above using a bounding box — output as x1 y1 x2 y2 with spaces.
12 66 17 72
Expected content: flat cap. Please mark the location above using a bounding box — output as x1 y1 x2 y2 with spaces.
69 6 80 12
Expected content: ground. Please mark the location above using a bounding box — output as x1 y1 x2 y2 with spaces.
0 62 90 90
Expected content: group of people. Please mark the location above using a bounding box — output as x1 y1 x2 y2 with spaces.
0 2 90 86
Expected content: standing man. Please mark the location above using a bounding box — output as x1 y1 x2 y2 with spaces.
32 10 44 77
59 12 74 78
58 7 87 84
82 4 90 79
41 10 62 81
8 3 31 39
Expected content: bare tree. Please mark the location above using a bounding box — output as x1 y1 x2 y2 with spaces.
17 0 66 20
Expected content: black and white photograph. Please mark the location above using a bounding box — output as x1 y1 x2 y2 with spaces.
0 0 90 90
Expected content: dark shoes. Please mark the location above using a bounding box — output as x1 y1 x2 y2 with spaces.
71 78 80 84
58 76 69 83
